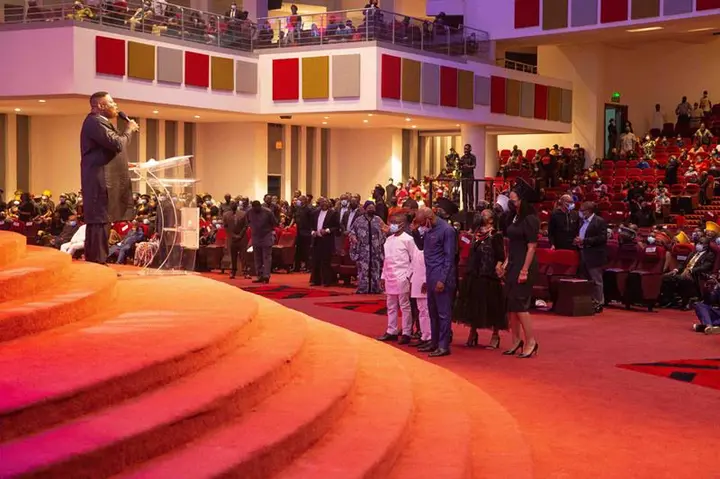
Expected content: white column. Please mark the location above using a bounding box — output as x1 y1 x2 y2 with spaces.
485 133 498 199
311 127 322 198
175 121 185 188
461 124 487 203
5 114 17 197
242 0 267 21
298 126 308 195
137 118 147 194
281 125 292 200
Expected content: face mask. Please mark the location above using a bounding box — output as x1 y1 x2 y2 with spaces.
143 219 150 225
295 200 302 207
696 244 705 253
566 203 575 211
418 225 428 236
341 200 348 207
42 196 48 201
647 236 656 244
578 211 585 220
692 233 700 241
60 199 66 204
139 199 147 204
206 200 212 205
389 224 400 234
366 210 375 217
69 221 77 227
596 181 602 186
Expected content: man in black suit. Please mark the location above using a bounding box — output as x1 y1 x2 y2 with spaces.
548 194 579 250
247 200 278 283
574 201 608 313
459 143 477 211
223 202 248 279
310 197 340 286
292 195 313 272
80 92 138 264
661 237 716 310
385 179 397 202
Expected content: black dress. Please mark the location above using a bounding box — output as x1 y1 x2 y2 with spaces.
505 213 540 312
455 231 507 330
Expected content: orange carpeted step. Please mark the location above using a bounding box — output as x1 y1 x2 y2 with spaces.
0 276 258 442
275 338 414 479
0 261 117 342
0 246 72 303
118 320 360 479
0 232 27 268
0 300 305 478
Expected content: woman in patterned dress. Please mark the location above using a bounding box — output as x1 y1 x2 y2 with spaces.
349 201 386 294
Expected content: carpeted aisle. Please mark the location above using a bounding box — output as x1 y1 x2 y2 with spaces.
205 271 720 478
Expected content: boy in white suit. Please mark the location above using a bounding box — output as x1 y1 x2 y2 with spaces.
377 213 416 345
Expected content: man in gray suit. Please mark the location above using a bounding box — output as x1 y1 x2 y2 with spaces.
247 200 278 283
80 92 138 264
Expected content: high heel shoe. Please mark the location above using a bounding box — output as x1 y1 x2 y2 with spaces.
486 334 500 350
518 342 539 358
502 340 524 355
466 329 479 347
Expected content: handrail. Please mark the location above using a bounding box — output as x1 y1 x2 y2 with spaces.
4 0 255 52
256 8 491 61
1 3 491 61
497 58 538 74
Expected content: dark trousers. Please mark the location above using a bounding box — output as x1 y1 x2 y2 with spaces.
410 297 420 334
311 238 335 286
428 286 454 350
579 257 604 306
230 239 247 274
661 273 698 306
294 234 311 270
695 303 720 326
253 244 272 279
461 178 474 211
85 223 109 264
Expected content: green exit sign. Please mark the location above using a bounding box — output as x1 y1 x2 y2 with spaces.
611 92 621 102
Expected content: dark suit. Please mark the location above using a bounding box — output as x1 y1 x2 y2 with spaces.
311 208 340 286
247 207 278 279
80 113 135 264
459 152 476 210
662 248 716 307
578 214 608 306
223 210 248 276
293 205 313 270
385 184 397 201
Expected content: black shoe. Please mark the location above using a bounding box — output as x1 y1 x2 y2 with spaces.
503 340 524 356
518 342 539 359
252 278 264 284
262 277 270 284
229 272 236 279
377 333 398 342
466 329 478 347
418 343 438 352
410 339 430 348
594 305 604 314
428 348 451 357
397 334 411 345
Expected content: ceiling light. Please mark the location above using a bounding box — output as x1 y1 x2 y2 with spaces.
38 100 46 103
368 113 373 117
405 118 412 122
322 121 327 125
13 108 21 112
411 125 417 129
323 116 329 119
194 115 200 119
455 124 460 127
152 110 159 114
688 27 713 32
363 119 369 123
627 26 663 33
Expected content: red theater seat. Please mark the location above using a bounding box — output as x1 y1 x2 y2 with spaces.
623 245 666 311
603 243 639 305
272 229 297 273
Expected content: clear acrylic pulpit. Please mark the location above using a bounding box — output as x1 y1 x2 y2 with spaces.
129 155 200 275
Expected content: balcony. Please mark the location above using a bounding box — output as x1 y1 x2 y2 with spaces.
1 1 490 61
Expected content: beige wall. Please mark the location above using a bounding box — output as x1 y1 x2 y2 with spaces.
328 128 402 198
29 115 85 197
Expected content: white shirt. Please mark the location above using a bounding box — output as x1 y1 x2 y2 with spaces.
316 209 328 233
651 110 665 130
346 208 357 228
381 232 415 295
410 246 426 298
70 224 87 244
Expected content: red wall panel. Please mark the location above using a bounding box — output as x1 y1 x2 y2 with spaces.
534 84 548 120
439 66 458 108
601 0 629 23
95 36 125 76
696 0 720 10
272 58 300 101
490 76 506 114
184 52 210 88
515 0 540 28
381 54 401 100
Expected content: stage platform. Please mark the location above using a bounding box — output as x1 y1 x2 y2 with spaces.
0 232 526 478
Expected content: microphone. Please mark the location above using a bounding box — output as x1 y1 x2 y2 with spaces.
118 111 130 122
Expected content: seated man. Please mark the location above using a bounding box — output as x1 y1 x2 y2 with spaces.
60 223 87 256
50 215 80 249
109 224 145 264
661 237 716 310
693 278 720 334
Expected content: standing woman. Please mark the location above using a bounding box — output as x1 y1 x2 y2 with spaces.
502 179 540 358
455 208 507 348
349 201 386 294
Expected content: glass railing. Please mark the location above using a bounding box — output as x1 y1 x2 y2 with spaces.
256 8 491 61
497 58 538 74
1 3 490 60
2 0 255 52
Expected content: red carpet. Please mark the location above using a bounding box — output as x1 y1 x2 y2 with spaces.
316 298 388 315
619 358 720 391
241 284 350 299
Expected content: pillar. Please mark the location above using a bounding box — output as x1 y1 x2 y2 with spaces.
311 127 322 198
485 133 498 200
281 124 292 200
242 0 267 21
137 118 147 194
5 114 18 196
298 126 308 195
460 124 487 205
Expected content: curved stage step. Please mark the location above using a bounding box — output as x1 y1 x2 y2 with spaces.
0 232 532 478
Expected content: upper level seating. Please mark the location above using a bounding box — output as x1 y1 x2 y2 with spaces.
1 1 490 61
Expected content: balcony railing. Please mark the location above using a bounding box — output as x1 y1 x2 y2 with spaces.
497 58 538 74
1 2 490 61
3 0 255 52
256 9 490 61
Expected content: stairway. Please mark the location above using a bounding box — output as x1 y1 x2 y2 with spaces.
0 232 532 479
686 197 720 229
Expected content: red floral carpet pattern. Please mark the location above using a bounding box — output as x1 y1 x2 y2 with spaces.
241 285 349 300
316 299 388 315
619 358 720 391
